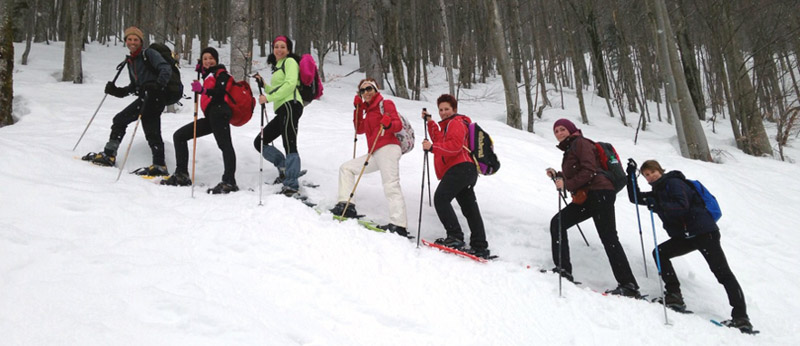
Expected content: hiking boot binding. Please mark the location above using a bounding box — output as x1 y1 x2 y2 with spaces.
132 165 169 176
434 236 466 250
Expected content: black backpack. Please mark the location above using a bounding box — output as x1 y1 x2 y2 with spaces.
145 43 183 105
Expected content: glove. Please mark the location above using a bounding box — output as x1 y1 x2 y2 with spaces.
644 197 657 211
195 60 203 73
626 158 638 176
353 94 364 109
105 82 127 98
380 115 392 129
191 80 204 94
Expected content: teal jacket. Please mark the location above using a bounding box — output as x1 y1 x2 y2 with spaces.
265 57 302 111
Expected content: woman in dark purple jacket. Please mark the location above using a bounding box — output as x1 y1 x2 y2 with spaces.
545 118 639 297
627 159 753 332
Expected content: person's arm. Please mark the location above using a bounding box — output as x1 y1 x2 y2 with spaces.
144 48 172 88
431 119 467 158
660 179 692 220
379 100 402 133
564 138 598 192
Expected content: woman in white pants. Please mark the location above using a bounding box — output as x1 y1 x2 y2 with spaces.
330 79 408 237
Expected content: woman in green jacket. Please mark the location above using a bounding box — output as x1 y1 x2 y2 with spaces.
253 35 305 197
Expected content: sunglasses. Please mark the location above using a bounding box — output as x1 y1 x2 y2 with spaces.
359 86 376 94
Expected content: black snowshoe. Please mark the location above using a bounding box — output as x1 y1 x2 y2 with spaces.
82 152 116 167
160 172 192 186
605 283 642 298
651 292 691 313
131 165 169 177
207 182 239 194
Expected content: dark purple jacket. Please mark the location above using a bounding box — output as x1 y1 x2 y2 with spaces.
556 134 614 193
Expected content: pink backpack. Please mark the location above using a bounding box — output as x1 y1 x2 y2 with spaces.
297 54 324 105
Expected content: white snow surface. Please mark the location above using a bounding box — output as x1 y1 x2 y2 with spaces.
2 41 799 345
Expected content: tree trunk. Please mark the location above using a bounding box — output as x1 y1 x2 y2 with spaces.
1 0 14 127
382 0 408 98
649 0 711 161
437 0 455 95
229 0 250 81
21 0 37 65
485 0 521 129
356 1 382 86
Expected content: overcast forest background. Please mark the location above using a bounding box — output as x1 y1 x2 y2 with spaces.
1 0 799 163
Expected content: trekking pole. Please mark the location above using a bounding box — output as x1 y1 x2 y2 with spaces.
255 74 267 206
115 96 146 182
340 127 384 220
630 169 648 277
650 209 669 325
550 176 590 247
423 110 432 206
353 105 359 159
416 145 429 248
557 178 564 298
191 69 200 198
73 60 127 151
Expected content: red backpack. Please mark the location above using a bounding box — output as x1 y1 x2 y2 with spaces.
216 71 255 127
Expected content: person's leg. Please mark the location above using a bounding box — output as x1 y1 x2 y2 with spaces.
433 163 476 241
693 231 748 319
281 101 304 190
374 145 407 228
591 190 638 287
207 103 236 184
549 200 593 274
337 153 379 202
453 167 485 250
253 109 286 172
105 98 144 156
139 94 167 166
653 237 694 295
173 118 212 174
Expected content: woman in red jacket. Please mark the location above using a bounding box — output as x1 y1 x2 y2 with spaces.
330 79 408 236
161 47 238 194
545 118 638 296
421 94 489 258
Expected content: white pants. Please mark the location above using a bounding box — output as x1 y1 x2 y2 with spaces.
337 144 407 227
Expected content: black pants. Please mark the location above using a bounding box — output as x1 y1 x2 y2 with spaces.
172 103 236 184
656 231 747 319
108 93 166 165
252 100 303 154
434 162 487 250
549 189 638 287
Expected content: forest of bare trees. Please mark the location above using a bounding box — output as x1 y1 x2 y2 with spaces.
2 0 799 162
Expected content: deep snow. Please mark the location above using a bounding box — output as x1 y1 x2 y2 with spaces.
2 40 799 345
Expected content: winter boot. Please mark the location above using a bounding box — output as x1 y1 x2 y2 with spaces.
434 236 466 250
720 317 755 334
466 247 491 259
273 169 308 185
279 185 299 197
379 224 409 237
207 182 239 194
132 164 169 177
546 267 575 283
652 292 687 312
82 152 116 167
160 172 192 186
330 202 360 219
605 283 642 298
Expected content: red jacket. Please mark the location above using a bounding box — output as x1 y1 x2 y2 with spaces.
354 93 402 153
199 73 216 112
427 114 474 179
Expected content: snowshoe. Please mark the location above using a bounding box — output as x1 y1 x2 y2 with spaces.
719 317 757 334
330 202 360 219
605 283 642 298
434 236 466 250
651 292 690 313
207 182 239 194
466 247 492 260
542 267 576 283
279 185 299 197
82 152 116 167
131 164 169 177
160 172 192 186
378 224 410 238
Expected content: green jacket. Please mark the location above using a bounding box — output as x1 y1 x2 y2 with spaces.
265 57 302 111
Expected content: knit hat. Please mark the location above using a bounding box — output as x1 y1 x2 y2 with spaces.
124 26 144 41
553 118 579 135
201 47 219 64
272 35 293 53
